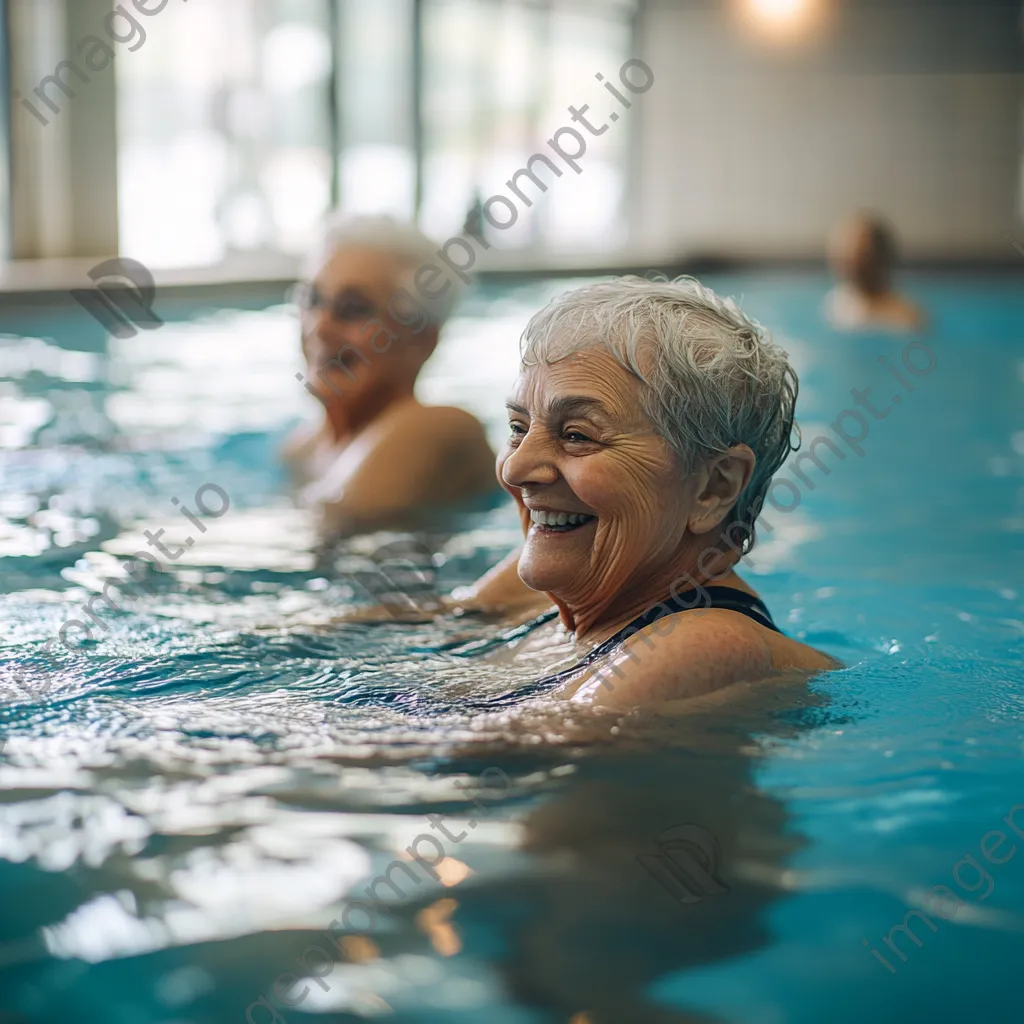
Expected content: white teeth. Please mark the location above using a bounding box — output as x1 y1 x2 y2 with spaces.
529 510 594 527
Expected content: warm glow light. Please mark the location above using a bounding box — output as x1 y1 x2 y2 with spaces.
741 0 820 39
416 898 462 957
338 935 380 963
435 857 473 887
750 0 806 19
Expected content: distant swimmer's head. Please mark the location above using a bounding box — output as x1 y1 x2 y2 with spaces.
499 276 798 631
296 214 464 406
829 213 898 297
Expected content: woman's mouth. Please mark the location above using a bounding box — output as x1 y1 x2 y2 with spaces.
528 509 597 533
316 348 363 372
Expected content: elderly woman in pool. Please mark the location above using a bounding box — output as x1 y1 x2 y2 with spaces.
448 277 837 708
284 214 497 537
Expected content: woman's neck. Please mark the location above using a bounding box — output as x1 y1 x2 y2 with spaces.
323 380 418 442
552 547 743 645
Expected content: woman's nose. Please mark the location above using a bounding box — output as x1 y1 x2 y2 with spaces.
301 308 328 346
313 309 339 342
310 313 358 356
501 428 559 489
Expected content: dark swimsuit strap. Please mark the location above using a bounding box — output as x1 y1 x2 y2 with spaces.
530 586 780 688
648 585 779 633
452 585 780 708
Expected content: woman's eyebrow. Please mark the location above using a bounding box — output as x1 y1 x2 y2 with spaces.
547 396 610 420
505 396 612 420
335 287 373 302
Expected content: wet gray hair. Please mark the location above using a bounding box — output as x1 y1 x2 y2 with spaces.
307 213 463 326
520 275 799 552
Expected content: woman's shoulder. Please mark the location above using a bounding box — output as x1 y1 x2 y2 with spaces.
374 402 494 466
381 400 484 435
664 600 838 675
560 603 836 707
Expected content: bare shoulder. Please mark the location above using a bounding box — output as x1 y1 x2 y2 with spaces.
384 401 486 437
353 402 491 468
561 608 837 708
382 403 495 486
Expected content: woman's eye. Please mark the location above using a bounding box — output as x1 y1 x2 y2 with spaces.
563 430 592 443
508 422 526 437
334 301 373 321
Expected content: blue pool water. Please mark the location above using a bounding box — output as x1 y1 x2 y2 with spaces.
0 271 1022 1023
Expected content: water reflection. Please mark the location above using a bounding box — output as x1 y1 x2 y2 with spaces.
0 273 1020 1021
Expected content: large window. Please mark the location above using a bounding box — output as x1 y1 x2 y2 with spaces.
419 0 636 251
334 0 417 222
4 0 637 269
117 0 335 268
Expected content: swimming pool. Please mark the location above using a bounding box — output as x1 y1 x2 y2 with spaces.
0 270 1022 1023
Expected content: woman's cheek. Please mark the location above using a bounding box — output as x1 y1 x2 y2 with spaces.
565 459 633 517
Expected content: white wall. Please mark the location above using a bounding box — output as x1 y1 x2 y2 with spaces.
634 0 1024 260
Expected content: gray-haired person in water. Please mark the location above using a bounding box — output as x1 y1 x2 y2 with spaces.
824 212 926 332
283 214 498 537
440 276 838 708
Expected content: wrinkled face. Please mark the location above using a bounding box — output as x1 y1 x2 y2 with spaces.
499 350 699 620
299 246 434 405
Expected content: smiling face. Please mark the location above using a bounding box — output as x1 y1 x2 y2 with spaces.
300 245 436 408
499 350 707 633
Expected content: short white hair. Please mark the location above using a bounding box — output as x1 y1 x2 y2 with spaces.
520 275 799 552
307 213 463 326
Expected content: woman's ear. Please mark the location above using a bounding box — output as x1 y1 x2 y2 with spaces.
687 444 756 536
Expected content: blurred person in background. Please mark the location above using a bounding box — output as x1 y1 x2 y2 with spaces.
824 212 926 332
283 215 499 537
